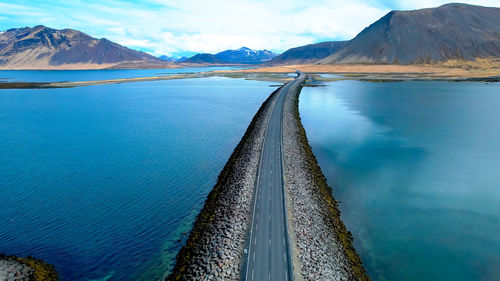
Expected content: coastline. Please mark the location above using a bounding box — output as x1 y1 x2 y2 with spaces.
216 61 500 80
0 254 58 281
166 85 281 280
282 76 369 280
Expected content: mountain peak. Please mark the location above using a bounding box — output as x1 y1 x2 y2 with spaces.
320 3 500 64
214 47 277 64
0 25 161 68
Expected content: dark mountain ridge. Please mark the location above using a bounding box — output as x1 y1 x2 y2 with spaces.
266 41 348 65
320 3 500 64
183 53 225 64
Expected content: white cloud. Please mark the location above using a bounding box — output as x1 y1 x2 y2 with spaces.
1 0 499 56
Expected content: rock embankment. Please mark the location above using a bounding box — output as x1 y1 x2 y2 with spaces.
0 255 58 281
166 86 281 281
282 79 370 281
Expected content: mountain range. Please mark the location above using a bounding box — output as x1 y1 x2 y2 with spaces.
1 3 499 69
0 25 165 69
320 3 500 64
181 47 277 64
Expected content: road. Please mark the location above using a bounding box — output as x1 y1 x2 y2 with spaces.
245 72 306 281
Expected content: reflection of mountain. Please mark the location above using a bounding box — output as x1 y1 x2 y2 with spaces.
320 3 500 64
302 80 500 281
0 25 163 69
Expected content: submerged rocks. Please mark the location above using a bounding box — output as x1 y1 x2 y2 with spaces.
0 259 33 281
0 255 58 281
166 87 281 281
282 78 369 281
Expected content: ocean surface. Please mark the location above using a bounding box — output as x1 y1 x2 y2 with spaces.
0 66 244 83
299 80 500 281
0 71 276 281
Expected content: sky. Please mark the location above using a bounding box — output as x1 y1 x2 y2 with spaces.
1 0 499 57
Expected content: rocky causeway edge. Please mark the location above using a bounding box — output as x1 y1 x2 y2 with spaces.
282 77 369 281
166 85 281 280
166 73 369 280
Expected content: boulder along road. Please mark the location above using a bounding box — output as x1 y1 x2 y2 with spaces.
245 71 306 281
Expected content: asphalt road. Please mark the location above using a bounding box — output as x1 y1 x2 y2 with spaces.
245 72 306 281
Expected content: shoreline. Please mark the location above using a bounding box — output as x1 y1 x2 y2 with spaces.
282 76 369 280
0 254 58 281
166 85 281 280
0 70 498 90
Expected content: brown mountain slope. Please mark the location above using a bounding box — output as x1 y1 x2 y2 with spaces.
320 3 500 64
0 25 164 69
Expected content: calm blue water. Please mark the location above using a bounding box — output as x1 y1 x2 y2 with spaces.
0 75 276 281
0 66 244 83
300 81 500 281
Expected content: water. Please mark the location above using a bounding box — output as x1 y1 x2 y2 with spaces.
299 80 500 281
0 66 245 83
0 74 276 281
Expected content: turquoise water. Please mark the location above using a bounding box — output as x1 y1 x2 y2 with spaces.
0 66 244 83
299 81 500 281
0 75 276 280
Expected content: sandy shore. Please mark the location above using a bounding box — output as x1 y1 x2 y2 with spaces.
217 61 500 79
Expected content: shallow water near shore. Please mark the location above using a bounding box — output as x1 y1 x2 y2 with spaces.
299 80 500 281
0 66 244 83
0 73 275 281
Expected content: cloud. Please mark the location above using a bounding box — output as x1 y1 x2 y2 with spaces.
0 0 499 57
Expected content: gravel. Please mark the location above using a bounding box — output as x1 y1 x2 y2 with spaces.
0 259 34 281
282 82 360 281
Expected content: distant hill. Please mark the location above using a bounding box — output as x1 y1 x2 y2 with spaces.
215 47 277 64
183 53 225 64
266 41 348 65
159 55 189 62
0 25 164 69
320 3 500 64
158 55 176 62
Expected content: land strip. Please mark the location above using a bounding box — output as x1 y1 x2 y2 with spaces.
282 75 370 281
244 72 305 281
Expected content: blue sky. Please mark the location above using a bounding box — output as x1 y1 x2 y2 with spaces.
1 0 499 57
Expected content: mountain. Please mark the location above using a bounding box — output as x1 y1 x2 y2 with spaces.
214 47 277 64
266 41 348 65
0 25 163 69
183 53 225 64
158 55 176 62
158 55 188 62
320 3 500 64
